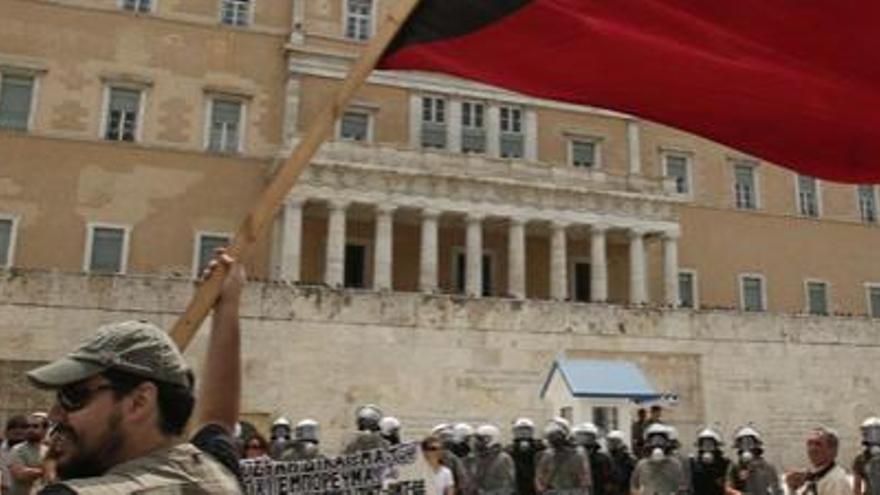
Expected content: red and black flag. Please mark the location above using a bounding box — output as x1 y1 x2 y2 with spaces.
379 0 880 183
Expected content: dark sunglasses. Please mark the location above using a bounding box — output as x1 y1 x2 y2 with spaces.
246 443 265 450
57 383 115 413
424 445 441 452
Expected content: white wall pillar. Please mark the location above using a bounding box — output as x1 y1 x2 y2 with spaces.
508 218 527 299
409 95 422 150
487 105 501 158
550 221 568 301
419 209 440 293
524 108 538 161
324 200 348 288
373 204 396 291
663 230 680 307
628 229 648 305
279 199 305 282
290 0 305 44
590 223 609 303
280 77 302 154
627 120 642 175
448 99 462 154
465 213 484 297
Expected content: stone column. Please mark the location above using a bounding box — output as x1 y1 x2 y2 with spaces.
508 217 527 299
465 213 484 297
590 223 609 302
663 230 680 307
324 200 348 288
279 199 305 282
550 221 568 300
373 204 396 291
628 229 648 305
419 209 440 293
627 120 642 175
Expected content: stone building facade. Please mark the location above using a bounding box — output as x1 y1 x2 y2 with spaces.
0 0 879 470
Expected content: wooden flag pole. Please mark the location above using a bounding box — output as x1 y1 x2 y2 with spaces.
170 0 421 349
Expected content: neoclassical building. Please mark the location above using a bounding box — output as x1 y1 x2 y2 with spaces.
1 0 880 465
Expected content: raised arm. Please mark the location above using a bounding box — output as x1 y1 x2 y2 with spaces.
195 249 246 433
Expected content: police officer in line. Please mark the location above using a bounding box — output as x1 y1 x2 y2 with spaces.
468 424 516 495
572 422 613 495
505 418 545 495
854 417 880 495
380 416 402 445
604 430 636 495
26 250 245 494
725 425 783 495
269 416 293 459
629 423 687 495
281 419 322 461
452 423 475 459
342 404 390 454
535 417 591 494
434 423 472 495
688 427 730 495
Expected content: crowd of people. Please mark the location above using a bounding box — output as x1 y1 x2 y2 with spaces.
235 402 880 495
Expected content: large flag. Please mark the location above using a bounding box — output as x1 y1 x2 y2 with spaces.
379 0 880 183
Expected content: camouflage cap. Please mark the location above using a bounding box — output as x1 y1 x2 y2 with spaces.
27 320 192 389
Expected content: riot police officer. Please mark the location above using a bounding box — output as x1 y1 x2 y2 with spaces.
854 417 880 495
572 422 613 495
605 430 635 495
342 404 390 454
535 417 591 494
282 419 323 461
380 416 402 445
724 425 783 495
689 427 729 495
505 418 545 495
629 423 687 495
452 423 475 459
269 416 293 460
470 424 516 495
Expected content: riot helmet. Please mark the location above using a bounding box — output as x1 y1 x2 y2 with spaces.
355 404 383 432
295 419 320 444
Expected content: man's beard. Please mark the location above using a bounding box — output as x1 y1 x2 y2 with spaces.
55 410 126 480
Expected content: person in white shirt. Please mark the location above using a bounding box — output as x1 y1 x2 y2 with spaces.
785 426 851 495
423 436 455 495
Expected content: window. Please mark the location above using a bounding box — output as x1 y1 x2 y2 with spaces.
208 98 243 153
858 185 877 224
678 271 697 309
740 275 765 312
121 0 152 12
344 243 368 288
797 175 820 217
571 262 591 302
339 110 371 142
420 97 446 150
461 101 486 154
0 74 34 131
663 152 691 194
806 281 829 315
195 233 230 277
104 87 141 142
0 217 15 268
453 250 493 296
734 164 757 210
499 106 523 158
868 286 880 318
221 0 251 26
570 140 597 168
86 225 128 274
344 0 373 41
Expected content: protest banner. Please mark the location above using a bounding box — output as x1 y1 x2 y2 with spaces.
240 442 432 495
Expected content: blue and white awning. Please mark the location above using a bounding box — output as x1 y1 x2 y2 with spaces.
540 358 662 402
